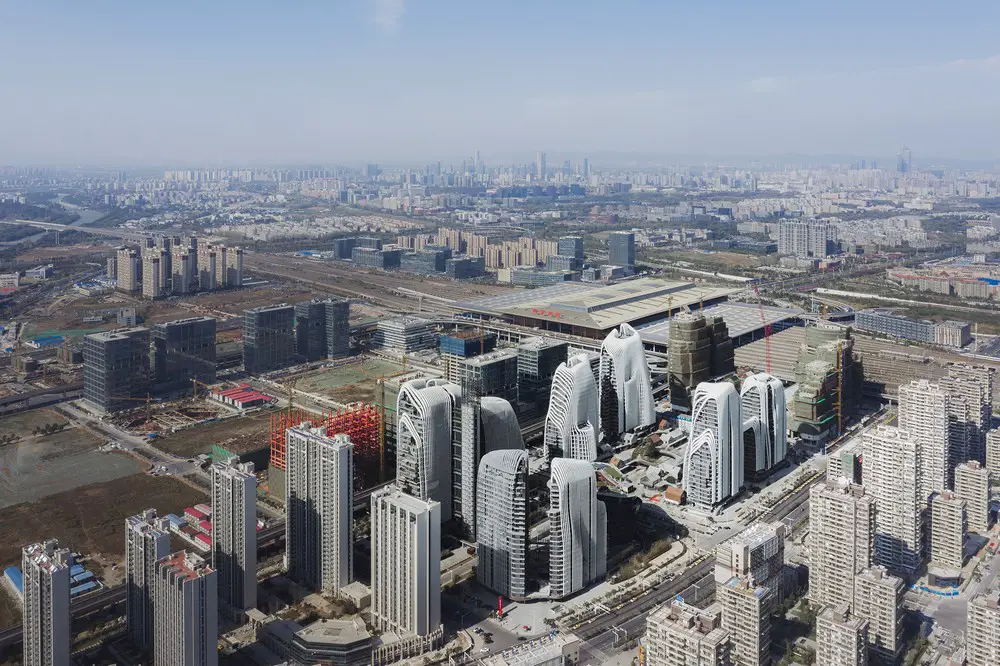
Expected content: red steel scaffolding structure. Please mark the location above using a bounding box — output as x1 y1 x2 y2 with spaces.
269 405 383 491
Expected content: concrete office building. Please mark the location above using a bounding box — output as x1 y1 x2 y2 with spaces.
808 480 875 610
855 309 971 348
516 337 568 415
152 317 217 392
459 396 523 537
599 323 655 438
243 304 296 374
558 236 585 260
460 348 519 405
607 231 636 271
718 577 772 666
777 220 835 258
548 458 607 599
439 330 497 384
740 373 787 482
862 426 924 576
816 604 868 666
370 487 441 637
476 449 529 600
897 379 948 502
714 523 785 592
940 363 994 466
285 427 354 594
153 551 218 666
82 327 151 413
967 590 1000 666
374 316 436 354
929 491 966 573
684 382 743 509
211 459 257 619
644 601 732 666
22 540 72 666
544 353 601 461
295 298 351 361
125 510 171 652
854 566 904 665
396 378 462 522
955 461 991 534
117 247 140 292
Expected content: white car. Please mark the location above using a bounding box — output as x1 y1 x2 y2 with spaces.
480 647 490 653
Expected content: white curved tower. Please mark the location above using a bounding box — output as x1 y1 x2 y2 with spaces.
548 458 607 599
684 381 743 508
740 373 787 481
459 396 523 534
599 324 655 439
476 449 529 600
396 378 462 521
545 353 600 461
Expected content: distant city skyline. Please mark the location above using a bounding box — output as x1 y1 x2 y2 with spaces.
1 2 999 165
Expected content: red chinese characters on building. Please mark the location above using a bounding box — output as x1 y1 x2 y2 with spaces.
530 308 563 318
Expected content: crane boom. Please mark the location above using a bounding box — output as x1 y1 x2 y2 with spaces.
751 282 772 374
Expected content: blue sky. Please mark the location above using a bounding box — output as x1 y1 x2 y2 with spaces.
2 1 999 166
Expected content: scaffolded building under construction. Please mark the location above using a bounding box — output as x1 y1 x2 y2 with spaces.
667 312 734 409
269 405 383 499
789 326 862 443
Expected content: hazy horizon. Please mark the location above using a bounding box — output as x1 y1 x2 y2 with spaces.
3 1 999 166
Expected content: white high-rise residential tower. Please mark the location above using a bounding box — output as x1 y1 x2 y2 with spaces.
476 449 529 600
371 487 441 637
808 479 875 610
125 509 171 652
544 353 600 461
548 458 607 599
598 323 655 439
684 381 743 508
285 427 354 593
211 458 257 619
153 551 218 666
862 425 924 576
739 372 787 481
396 378 462 522
22 540 72 666
897 379 948 502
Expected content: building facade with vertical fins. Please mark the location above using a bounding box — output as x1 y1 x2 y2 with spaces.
684 381 743 508
476 449 529 600
739 372 787 482
459 396 523 538
544 353 601 462
395 378 462 522
598 323 654 439
548 458 607 599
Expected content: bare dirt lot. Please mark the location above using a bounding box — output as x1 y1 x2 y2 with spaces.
0 407 68 435
289 358 404 404
0 426 142 510
154 410 276 458
0 473 206 629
